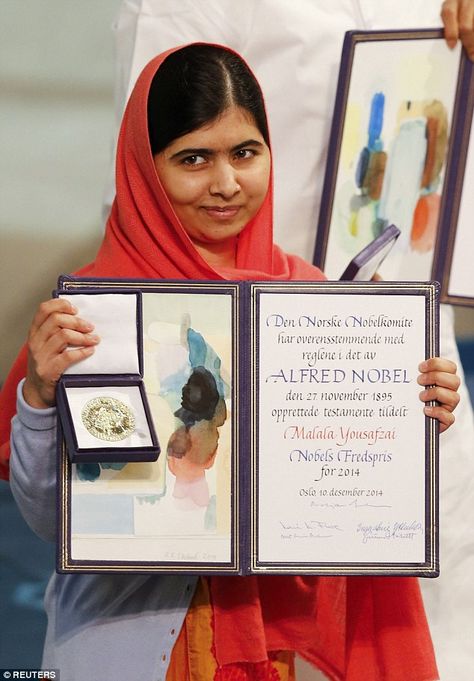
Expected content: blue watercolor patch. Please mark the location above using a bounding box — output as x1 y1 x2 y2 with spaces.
72 494 134 534
367 92 384 150
204 495 217 531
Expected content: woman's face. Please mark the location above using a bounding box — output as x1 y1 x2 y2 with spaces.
153 106 271 258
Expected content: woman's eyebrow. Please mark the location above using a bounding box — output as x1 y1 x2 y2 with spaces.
232 139 265 152
169 139 264 160
169 147 212 160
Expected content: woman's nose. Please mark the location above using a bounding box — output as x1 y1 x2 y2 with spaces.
209 162 240 199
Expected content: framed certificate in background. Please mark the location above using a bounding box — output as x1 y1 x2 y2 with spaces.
434 101 474 306
57 277 439 576
313 29 474 303
339 223 400 281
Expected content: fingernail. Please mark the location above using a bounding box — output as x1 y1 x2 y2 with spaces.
424 406 434 415
70 304 78 314
88 334 100 342
418 361 428 371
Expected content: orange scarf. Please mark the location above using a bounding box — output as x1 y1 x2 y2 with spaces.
0 44 437 680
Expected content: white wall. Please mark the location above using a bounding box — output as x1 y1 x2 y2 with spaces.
0 0 118 380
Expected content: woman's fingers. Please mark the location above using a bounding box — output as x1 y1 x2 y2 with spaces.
417 358 460 401
29 305 95 351
32 328 100 381
24 298 100 408
36 345 97 383
418 358 460 389
35 325 99 357
417 357 460 433
423 404 456 433
418 385 461 412
457 0 474 58
25 344 97 406
441 0 474 59
417 369 461 394
29 298 77 335
443 0 462 46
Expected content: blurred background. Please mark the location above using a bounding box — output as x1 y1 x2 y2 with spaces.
0 0 118 666
1 0 473 672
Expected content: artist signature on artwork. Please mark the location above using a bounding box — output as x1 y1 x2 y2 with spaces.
357 521 423 544
163 550 217 560
280 519 344 539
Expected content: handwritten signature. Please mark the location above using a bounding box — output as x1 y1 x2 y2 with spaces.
357 521 423 544
310 498 392 510
280 519 343 539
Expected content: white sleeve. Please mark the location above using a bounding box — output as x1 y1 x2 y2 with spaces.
357 0 442 29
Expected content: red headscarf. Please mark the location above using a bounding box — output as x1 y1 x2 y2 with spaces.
0 45 437 680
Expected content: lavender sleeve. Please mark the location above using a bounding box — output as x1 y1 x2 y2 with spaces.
10 379 58 542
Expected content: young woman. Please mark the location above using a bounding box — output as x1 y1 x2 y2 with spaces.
3 44 460 680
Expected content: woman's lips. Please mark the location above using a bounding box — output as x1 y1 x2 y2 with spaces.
201 205 241 220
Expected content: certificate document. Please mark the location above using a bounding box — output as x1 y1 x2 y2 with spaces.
57 278 438 576
252 282 438 575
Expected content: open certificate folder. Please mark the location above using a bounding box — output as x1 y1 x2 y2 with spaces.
57 276 439 576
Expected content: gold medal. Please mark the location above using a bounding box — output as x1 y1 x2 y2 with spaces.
81 396 136 442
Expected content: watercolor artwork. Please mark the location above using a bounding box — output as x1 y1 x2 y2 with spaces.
318 33 462 281
67 290 235 567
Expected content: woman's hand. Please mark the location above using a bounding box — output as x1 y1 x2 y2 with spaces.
417 357 460 433
23 298 100 409
442 0 474 60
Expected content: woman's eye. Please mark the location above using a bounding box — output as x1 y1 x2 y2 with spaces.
182 154 206 166
235 149 255 160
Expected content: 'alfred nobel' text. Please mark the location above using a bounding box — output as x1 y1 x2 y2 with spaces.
266 368 410 384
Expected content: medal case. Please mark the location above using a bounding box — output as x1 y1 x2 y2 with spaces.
55 287 160 463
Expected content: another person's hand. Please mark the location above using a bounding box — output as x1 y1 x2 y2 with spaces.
441 0 474 60
23 298 100 409
417 357 460 432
